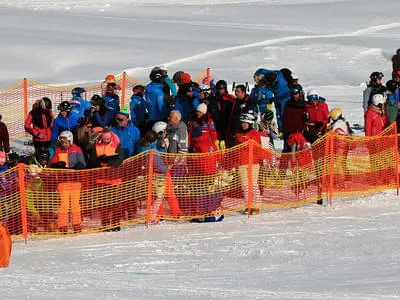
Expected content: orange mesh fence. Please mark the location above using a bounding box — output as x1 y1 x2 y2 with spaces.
1 70 209 143
2 124 399 241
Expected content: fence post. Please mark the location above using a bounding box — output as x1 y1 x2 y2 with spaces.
247 140 254 216
23 78 28 120
121 72 127 108
17 163 28 243
145 149 154 227
394 123 399 196
328 132 335 207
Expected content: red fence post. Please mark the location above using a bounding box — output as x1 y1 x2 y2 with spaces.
23 78 28 120
394 123 399 196
247 140 253 216
121 72 127 108
328 132 335 207
145 149 154 227
17 163 28 243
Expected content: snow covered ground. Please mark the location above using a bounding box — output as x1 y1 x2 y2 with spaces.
1 0 400 298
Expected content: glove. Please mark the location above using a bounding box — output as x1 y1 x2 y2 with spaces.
98 155 107 163
315 121 323 128
51 161 66 169
74 162 85 170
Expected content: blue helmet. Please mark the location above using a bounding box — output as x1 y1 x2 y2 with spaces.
72 87 86 97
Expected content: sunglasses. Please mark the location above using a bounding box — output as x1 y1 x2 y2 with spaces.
116 118 126 122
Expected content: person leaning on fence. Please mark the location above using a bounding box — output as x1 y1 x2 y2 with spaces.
49 130 86 234
365 94 389 136
137 123 180 223
364 94 390 187
303 89 329 144
327 108 353 188
24 97 54 152
25 147 57 232
0 114 10 154
93 128 124 232
234 112 268 215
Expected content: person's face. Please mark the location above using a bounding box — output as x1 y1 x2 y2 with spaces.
58 136 71 149
196 110 204 118
241 122 250 130
235 88 246 99
217 86 226 95
116 115 129 127
168 113 179 125
100 133 112 144
60 110 68 117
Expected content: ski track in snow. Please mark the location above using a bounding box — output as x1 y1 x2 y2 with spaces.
151 22 400 70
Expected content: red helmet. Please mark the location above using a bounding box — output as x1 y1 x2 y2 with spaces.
105 74 116 83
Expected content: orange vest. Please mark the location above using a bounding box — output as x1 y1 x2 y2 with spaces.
95 133 122 185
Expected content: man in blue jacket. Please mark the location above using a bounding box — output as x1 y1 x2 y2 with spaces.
111 107 141 159
145 69 171 122
251 68 290 132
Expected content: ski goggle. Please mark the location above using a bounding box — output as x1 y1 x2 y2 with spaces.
307 94 319 101
291 88 302 94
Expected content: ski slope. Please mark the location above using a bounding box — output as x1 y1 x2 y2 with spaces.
1 0 400 298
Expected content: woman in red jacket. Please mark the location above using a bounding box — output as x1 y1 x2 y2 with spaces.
364 94 389 136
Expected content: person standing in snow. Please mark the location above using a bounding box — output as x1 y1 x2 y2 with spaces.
363 72 386 112
25 97 54 152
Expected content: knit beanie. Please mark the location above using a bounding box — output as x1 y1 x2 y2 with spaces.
196 103 207 114
117 106 130 118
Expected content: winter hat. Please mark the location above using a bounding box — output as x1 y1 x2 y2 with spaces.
180 73 192 84
117 107 130 118
196 103 207 114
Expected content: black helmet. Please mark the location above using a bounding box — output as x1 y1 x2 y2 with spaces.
149 67 165 82
290 84 303 94
369 71 384 81
57 101 72 112
42 97 52 110
386 80 398 93
261 109 274 122
90 94 104 107
35 147 50 163
72 87 86 97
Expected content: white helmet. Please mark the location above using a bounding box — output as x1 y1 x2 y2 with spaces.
58 130 73 144
306 89 319 101
371 94 385 106
239 113 256 126
152 121 167 134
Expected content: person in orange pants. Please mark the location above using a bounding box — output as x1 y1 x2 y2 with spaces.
49 130 86 233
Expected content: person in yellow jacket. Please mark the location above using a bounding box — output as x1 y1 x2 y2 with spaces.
49 131 86 233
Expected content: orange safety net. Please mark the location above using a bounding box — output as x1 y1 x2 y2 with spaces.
1 70 209 143
1 123 399 241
